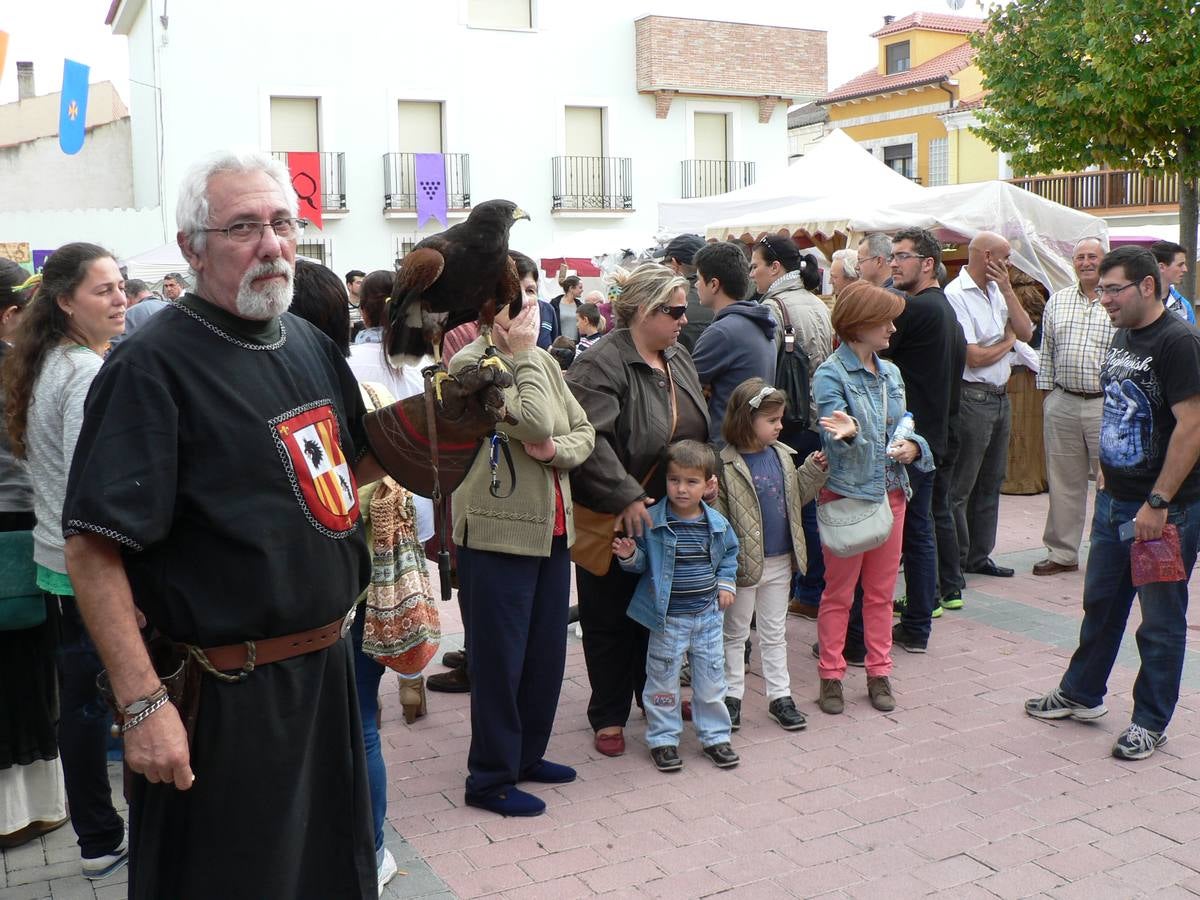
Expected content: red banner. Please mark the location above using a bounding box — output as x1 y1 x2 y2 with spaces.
540 256 601 278
287 152 322 230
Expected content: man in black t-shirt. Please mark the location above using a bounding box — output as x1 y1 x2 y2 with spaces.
1026 246 1200 762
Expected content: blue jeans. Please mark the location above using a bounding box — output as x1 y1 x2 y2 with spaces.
351 607 386 859
788 428 825 606
896 466 938 639
643 603 731 749
1059 491 1200 733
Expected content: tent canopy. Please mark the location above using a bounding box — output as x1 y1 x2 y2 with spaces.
658 129 924 237
706 180 1109 294
121 242 190 285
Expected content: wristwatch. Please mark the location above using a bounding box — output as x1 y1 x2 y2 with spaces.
1147 492 1170 509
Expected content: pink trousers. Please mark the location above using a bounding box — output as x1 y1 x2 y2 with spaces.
817 489 907 679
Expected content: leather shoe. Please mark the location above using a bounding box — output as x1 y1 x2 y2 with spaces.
702 742 740 768
594 731 625 757
966 560 1014 577
788 600 818 620
1033 559 1078 576
520 759 576 784
426 667 470 693
650 745 683 772
465 787 545 817
441 649 466 669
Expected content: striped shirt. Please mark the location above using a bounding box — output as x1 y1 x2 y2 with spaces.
1036 283 1114 393
666 511 717 614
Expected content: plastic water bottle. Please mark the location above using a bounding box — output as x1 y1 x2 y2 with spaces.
887 412 915 459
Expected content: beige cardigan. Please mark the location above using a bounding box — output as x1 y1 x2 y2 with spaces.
715 442 826 587
449 338 594 557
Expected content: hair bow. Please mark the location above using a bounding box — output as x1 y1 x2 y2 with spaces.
747 385 775 409
13 273 42 293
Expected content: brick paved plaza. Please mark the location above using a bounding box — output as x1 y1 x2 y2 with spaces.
5 492 1200 900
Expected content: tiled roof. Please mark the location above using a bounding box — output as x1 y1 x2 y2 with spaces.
870 12 985 39
787 101 829 129
947 92 988 112
819 42 978 105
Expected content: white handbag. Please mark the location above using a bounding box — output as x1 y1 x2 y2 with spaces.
816 363 895 558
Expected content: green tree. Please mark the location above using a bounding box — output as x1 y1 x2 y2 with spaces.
971 0 1200 299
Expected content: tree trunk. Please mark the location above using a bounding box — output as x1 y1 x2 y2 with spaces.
1181 176 1198 302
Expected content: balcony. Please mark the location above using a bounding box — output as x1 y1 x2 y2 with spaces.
681 160 756 199
383 153 471 216
270 151 348 216
551 156 633 215
1008 169 1179 216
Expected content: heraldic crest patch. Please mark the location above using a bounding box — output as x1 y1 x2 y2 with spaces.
272 400 360 537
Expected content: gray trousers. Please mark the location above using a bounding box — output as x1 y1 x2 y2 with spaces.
1041 387 1102 565
950 386 1011 571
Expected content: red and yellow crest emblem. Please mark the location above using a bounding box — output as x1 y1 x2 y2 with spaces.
274 402 359 536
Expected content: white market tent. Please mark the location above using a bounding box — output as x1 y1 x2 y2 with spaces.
706 180 1109 294
121 241 190 285
658 128 925 236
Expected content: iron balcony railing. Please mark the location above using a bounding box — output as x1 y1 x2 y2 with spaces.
383 153 471 211
1008 169 1179 211
270 151 347 212
680 159 756 199
551 156 633 210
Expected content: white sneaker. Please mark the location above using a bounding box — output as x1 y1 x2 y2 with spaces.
377 847 398 897
82 834 129 880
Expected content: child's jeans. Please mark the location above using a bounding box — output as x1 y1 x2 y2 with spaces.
643 602 732 749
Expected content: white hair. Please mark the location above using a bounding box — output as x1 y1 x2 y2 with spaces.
859 232 893 260
176 150 297 254
831 248 859 279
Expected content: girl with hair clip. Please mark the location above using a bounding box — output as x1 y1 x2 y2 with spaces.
715 378 827 732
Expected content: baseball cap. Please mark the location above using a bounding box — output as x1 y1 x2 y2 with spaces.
654 234 705 265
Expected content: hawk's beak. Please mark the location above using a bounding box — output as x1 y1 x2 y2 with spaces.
512 207 531 222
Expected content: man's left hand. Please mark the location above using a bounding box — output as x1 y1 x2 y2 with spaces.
1134 502 1168 542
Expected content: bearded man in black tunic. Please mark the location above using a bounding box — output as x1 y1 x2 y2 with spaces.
61 152 389 898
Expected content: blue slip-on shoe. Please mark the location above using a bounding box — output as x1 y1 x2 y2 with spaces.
465 787 546 817
520 759 577 784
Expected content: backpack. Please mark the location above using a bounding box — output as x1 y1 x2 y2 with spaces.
769 297 812 431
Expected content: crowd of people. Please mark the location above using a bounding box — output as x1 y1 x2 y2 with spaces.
1 145 1198 899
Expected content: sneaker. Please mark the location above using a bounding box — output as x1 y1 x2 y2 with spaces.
892 595 907 618
725 695 741 731
891 623 927 654
1112 723 1167 761
810 641 865 668
931 604 943 619
701 742 740 768
1024 687 1107 721
377 847 398 897
650 745 683 772
867 675 896 712
818 678 844 715
940 591 963 611
768 697 807 731
82 835 129 880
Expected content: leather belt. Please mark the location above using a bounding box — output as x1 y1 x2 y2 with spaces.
1059 386 1103 400
962 380 1006 395
197 606 357 675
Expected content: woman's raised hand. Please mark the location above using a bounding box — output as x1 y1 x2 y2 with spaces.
819 410 857 441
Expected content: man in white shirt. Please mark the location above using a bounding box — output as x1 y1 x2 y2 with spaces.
1033 238 1113 576
944 232 1034 587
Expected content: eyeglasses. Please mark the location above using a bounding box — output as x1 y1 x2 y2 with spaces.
1097 281 1137 297
659 304 687 320
201 218 306 243
856 254 877 265
887 252 927 263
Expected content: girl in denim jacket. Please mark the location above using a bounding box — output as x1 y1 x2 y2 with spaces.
813 282 934 716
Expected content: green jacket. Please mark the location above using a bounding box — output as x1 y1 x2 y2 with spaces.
714 441 826 587
449 338 595 557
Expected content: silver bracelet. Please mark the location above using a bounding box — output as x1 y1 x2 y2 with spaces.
120 692 171 733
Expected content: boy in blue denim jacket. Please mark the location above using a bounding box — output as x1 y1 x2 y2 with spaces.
612 440 741 772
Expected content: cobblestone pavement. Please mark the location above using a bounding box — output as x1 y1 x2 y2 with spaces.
6 492 1200 899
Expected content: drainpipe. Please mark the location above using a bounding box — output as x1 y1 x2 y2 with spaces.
939 81 958 184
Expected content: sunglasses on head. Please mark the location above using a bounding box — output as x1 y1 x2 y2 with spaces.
659 304 687 320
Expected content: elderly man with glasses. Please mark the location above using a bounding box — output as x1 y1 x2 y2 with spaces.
61 150 412 898
855 233 896 289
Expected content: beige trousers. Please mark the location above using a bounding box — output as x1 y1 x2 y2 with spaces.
1041 387 1103 565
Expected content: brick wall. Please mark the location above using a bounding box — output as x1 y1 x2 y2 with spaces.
635 16 826 103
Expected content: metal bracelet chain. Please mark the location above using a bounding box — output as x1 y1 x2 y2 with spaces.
120 691 171 733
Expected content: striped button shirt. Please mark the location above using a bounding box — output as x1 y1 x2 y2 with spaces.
1036 283 1114 394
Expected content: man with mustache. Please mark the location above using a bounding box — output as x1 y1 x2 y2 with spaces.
1033 238 1114 576
60 151 389 898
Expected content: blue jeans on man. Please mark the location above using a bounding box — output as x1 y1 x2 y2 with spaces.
788 428 826 607
1058 491 1200 733
643 603 732 749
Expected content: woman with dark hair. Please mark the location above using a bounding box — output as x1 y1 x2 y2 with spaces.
290 259 351 356
2 243 128 877
0 260 68 849
551 274 584 341
565 263 710 757
353 270 393 345
751 234 835 617
812 281 932 716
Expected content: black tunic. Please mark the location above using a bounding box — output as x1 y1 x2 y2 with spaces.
62 294 374 899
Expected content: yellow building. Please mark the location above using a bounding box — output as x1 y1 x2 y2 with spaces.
818 12 1003 187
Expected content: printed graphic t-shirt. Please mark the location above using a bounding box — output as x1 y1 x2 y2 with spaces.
742 447 790 557
1099 310 1200 504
